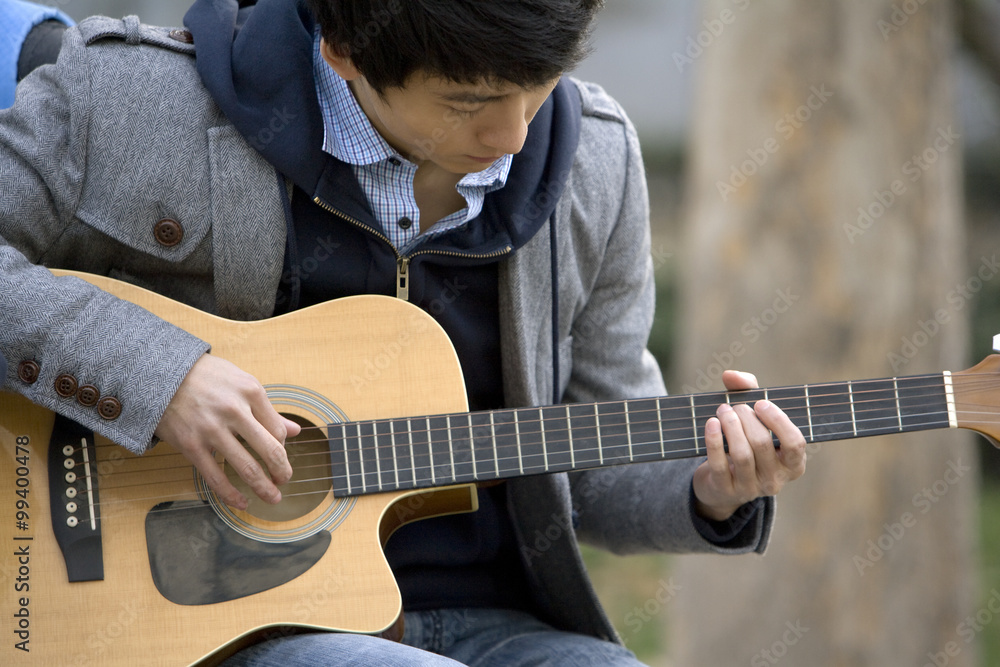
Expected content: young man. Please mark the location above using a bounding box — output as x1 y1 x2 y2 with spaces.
0 0 73 108
0 1 806 664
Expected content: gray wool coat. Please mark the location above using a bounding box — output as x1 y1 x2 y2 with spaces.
0 16 774 642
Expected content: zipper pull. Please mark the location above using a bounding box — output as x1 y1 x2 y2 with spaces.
396 257 410 301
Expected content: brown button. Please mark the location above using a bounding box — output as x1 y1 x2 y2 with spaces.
168 29 194 44
54 374 79 398
153 218 184 247
77 385 100 407
17 361 40 384
97 397 122 421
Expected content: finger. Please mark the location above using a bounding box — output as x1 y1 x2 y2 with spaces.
703 415 731 479
186 445 249 510
247 386 300 444
716 403 756 488
728 402 789 498
722 369 758 391
755 400 808 477
733 402 781 464
218 431 284 505
284 417 303 438
245 392 295 486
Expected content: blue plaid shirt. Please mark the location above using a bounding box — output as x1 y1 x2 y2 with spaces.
313 33 512 252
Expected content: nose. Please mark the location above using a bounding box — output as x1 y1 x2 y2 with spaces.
477 101 532 156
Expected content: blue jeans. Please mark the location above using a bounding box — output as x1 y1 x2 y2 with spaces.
222 608 646 666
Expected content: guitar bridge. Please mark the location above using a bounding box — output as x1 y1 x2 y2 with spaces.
47 415 104 582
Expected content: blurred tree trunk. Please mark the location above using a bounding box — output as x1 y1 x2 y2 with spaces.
670 1 981 666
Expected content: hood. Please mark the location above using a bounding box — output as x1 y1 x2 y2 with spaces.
183 0 581 252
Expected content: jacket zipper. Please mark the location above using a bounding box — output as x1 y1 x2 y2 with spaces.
312 196 513 301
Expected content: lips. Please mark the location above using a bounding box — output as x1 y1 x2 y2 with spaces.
466 155 503 164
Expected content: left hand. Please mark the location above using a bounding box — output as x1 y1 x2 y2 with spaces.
692 370 807 521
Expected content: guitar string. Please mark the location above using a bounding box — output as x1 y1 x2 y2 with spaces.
65 416 998 527
85 374 974 462
82 376 996 474
84 387 963 480
78 380 988 490
64 405 992 528
64 396 993 517
58 375 996 496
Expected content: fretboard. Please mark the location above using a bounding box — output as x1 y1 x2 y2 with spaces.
328 373 955 497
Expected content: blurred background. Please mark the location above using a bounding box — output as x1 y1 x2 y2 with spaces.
27 0 1000 664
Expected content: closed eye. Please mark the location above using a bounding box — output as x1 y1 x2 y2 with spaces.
450 106 483 118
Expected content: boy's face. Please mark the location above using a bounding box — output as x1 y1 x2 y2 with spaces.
321 41 558 174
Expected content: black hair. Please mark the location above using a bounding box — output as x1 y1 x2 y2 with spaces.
307 0 604 93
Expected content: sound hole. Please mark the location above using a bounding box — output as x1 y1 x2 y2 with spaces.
224 414 331 522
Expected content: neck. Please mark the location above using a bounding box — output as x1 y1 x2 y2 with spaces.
327 372 955 497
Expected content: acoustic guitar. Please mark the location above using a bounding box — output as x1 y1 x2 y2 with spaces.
0 271 996 666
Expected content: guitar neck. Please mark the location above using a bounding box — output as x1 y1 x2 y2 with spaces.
329 372 956 497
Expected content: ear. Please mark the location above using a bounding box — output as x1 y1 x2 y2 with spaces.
319 39 362 81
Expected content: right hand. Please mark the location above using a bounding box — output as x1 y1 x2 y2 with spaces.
154 354 301 510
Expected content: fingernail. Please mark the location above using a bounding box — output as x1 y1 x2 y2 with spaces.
757 400 773 411
717 403 733 415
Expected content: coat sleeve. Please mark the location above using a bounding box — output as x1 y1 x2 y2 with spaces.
0 24 209 453
562 81 774 555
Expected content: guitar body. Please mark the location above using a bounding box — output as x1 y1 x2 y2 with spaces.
0 272 477 666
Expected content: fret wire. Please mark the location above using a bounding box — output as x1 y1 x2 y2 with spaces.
407 417 416 488
625 401 634 462
469 418 478 481
594 403 604 466
373 420 383 491
689 395 700 456
763 389 777 441
804 384 815 442
657 398 665 458
566 404 576 469
515 410 523 476
848 381 857 437
447 415 456 481
341 422 352 496
356 423 367 494
539 408 549 472
426 416 435 486
390 420 399 489
490 411 499 477
894 378 903 431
